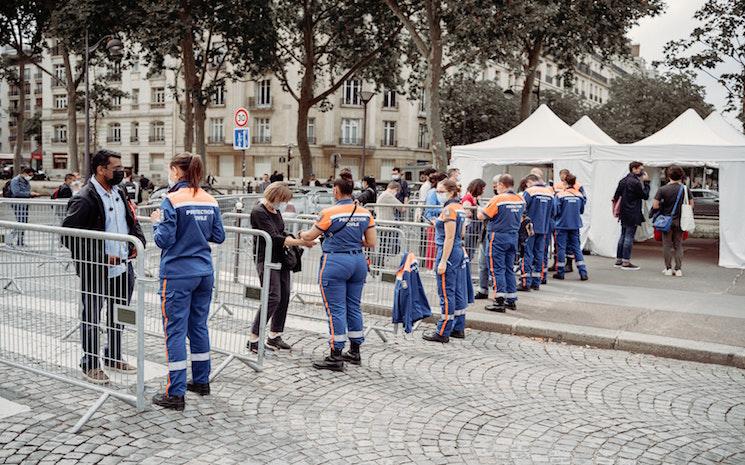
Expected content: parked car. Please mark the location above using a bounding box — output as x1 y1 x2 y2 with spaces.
690 188 719 217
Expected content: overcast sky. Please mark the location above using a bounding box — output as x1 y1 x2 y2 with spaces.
627 0 742 129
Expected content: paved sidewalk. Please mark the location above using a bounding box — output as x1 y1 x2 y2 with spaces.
1 313 744 464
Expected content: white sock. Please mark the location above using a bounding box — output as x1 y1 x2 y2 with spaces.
248 333 259 343
268 331 282 339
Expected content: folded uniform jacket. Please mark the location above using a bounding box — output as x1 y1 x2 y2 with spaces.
392 251 432 333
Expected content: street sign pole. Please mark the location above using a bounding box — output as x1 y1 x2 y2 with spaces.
233 107 250 193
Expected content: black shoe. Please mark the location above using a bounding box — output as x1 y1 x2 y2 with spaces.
517 284 531 292
566 258 574 273
474 292 489 300
247 340 276 353
621 262 640 271
313 349 345 372
186 382 210 396
342 343 361 365
548 263 557 272
450 330 465 339
541 278 547 285
530 284 540 291
580 274 589 281
422 331 450 343
266 336 292 350
614 259 623 268
505 301 517 311
552 273 565 280
485 297 505 313
152 393 185 411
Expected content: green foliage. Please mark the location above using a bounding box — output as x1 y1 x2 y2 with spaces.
23 111 41 142
589 72 714 143
663 0 745 129
441 77 518 146
540 89 588 125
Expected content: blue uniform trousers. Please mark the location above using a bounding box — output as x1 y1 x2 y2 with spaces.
160 274 214 397
434 247 465 337
522 233 547 289
556 229 588 278
488 232 518 303
319 252 367 351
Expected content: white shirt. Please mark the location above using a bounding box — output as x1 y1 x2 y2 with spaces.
90 177 129 278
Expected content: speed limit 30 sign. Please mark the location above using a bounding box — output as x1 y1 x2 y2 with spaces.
234 107 249 127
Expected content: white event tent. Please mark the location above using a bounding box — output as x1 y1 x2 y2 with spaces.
572 116 618 145
705 111 745 145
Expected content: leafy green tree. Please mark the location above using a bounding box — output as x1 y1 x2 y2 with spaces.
589 72 714 143
540 89 588 125
441 77 519 146
0 0 49 173
270 1 402 180
133 0 275 157
664 0 745 132
23 111 42 145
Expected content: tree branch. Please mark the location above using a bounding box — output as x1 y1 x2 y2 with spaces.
383 0 429 56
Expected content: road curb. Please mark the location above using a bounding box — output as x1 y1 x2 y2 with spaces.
363 304 745 369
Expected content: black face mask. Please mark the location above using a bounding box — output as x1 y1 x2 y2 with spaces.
108 169 125 186
493 188 499 195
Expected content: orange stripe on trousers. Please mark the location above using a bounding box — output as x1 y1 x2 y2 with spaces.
489 233 498 295
438 273 449 336
160 279 171 397
318 255 335 346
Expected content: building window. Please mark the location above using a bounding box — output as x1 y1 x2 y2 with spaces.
418 90 426 114
53 64 65 85
256 80 271 107
53 153 67 170
307 117 316 144
150 121 165 142
254 118 271 144
130 122 139 142
341 118 361 145
382 89 397 109
151 87 165 108
417 123 429 149
209 118 224 143
342 79 361 106
111 94 122 110
131 59 139 73
382 121 396 147
109 62 121 80
107 123 121 143
53 125 67 143
211 85 225 106
131 89 139 109
24 99 30 111
54 94 67 110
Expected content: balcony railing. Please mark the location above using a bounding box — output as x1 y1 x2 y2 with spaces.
208 136 225 144
106 136 121 143
252 135 271 144
340 97 362 107
381 138 397 147
247 97 272 110
417 141 430 150
381 102 399 110
131 103 139 110
148 136 166 144
150 101 165 109
306 136 317 145
53 106 67 112
130 136 139 143
339 137 362 146
51 137 67 143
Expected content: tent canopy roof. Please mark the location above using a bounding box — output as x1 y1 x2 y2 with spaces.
572 116 617 144
705 111 745 145
634 108 731 146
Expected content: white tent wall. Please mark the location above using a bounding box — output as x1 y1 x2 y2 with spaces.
718 162 745 268
586 160 626 257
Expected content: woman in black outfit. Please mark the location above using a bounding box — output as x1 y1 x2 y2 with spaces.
356 176 377 205
248 182 315 352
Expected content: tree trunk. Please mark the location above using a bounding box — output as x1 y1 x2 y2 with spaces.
13 61 25 174
297 100 313 182
296 6 315 182
179 5 196 152
519 41 544 121
194 98 206 157
425 1 447 171
741 74 744 133
62 48 79 173
92 109 99 153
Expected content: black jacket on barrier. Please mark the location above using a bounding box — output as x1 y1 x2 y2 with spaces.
61 181 146 291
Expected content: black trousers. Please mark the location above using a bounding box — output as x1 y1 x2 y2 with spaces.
80 263 135 371
251 266 291 336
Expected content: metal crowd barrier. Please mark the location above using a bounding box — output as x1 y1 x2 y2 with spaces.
0 198 70 227
0 220 146 433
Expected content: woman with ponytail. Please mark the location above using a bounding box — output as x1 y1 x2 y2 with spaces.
150 152 226 410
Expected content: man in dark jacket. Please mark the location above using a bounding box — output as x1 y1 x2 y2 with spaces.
356 176 377 205
612 161 650 270
52 173 75 200
62 149 147 385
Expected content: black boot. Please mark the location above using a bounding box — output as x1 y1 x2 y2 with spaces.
485 297 505 313
186 382 210 396
548 262 557 272
552 273 565 280
517 284 531 292
342 343 361 365
152 393 185 411
580 273 589 281
505 300 517 311
313 349 345 372
566 257 574 273
422 331 450 343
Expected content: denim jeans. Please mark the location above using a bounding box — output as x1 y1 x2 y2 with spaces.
478 240 491 293
616 224 637 261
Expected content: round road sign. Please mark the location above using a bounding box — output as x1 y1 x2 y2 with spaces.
234 107 249 127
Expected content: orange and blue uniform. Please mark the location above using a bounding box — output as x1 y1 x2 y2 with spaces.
522 183 554 289
554 188 588 278
153 181 225 397
434 200 468 337
483 191 525 303
545 179 586 276
315 199 375 351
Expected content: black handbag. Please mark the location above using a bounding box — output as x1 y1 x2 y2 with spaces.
283 233 304 273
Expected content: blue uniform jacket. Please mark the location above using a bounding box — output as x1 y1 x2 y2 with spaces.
554 188 585 230
522 183 554 234
482 191 525 236
154 182 226 278
422 189 442 223
392 252 432 333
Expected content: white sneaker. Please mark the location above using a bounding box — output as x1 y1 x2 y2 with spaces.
674 269 683 277
662 269 673 276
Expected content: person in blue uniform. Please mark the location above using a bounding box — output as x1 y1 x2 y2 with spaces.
422 179 467 343
150 153 225 411
519 174 554 291
553 174 588 281
549 169 587 273
300 172 376 371
479 174 525 313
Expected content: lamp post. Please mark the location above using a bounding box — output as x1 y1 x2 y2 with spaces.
360 90 375 179
286 143 293 180
84 29 123 177
460 110 490 144
504 79 541 109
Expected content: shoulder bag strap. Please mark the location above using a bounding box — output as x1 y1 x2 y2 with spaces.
671 184 685 213
327 203 358 238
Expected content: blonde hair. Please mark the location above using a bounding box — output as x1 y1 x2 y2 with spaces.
263 182 293 204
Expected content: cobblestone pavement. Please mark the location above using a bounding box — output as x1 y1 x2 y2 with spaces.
1 317 744 465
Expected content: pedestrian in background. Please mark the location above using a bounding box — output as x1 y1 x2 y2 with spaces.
462 178 485 281
248 182 315 353
7 167 40 246
150 152 225 411
357 176 377 205
374 182 403 268
613 161 650 270
650 165 691 277
391 167 410 204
